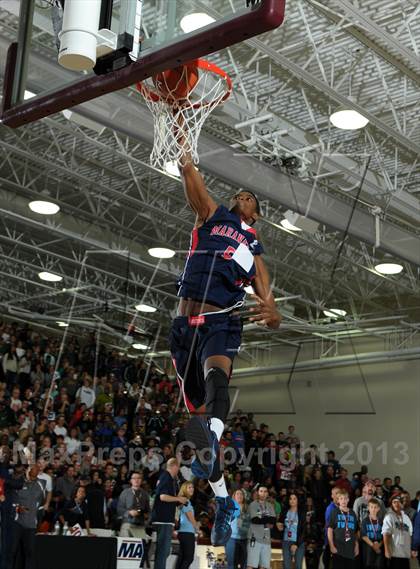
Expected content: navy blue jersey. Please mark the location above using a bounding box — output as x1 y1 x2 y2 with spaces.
177 205 264 309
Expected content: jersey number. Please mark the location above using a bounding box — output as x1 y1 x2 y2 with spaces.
222 246 236 260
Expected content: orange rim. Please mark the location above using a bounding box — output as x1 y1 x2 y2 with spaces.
136 59 232 108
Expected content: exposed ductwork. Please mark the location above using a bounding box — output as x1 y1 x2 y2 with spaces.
233 346 420 376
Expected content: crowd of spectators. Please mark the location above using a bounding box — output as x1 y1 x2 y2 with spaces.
0 321 419 569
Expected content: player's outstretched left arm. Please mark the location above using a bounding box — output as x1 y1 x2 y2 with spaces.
250 255 281 329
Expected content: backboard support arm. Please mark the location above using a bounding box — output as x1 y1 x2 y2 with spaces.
10 0 36 107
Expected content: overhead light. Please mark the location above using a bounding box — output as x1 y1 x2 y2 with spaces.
180 12 215 33
323 308 347 319
38 271 63 282
280 210 319 233
132 343 148 350
135 303 157 313
148 247 175 259
164 160 181 177
29 200 60 215
24 90 36 100
375 262 403 275
280 218 302 232
330 103 369 130
56 321 69 327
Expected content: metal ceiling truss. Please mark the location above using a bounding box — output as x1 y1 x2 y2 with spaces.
0 1 419 354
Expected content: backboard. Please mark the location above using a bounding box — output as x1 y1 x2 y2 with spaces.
0 0 286 128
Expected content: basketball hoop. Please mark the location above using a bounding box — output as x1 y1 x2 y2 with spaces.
136 59 232 169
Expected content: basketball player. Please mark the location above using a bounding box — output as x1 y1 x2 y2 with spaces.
170 158 281 546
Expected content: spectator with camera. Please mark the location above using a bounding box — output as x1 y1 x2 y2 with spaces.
117 471 150 538
247 486 276 569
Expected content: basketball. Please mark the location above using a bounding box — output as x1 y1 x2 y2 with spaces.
153 62 199 101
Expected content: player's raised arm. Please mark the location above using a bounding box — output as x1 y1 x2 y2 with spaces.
179 161 218 225
175 110 217 225
250 254 281 329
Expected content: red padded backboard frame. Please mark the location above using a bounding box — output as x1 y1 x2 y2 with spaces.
1 0 285 128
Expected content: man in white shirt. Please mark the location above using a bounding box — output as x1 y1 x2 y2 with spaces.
76 378 96 409
382 494 417 567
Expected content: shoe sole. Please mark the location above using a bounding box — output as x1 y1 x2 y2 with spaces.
186 416 215 478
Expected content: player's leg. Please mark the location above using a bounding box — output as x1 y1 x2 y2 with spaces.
185 355 231 477
186 313 242 473
186 315 242 546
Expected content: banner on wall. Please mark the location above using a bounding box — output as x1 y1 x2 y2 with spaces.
116 537 144 569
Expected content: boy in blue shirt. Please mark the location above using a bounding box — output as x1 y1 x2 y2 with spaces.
361 498 384 569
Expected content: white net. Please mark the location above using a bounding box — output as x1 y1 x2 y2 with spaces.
137 60 231 169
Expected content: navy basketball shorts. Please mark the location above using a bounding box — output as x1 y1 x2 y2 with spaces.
169 312 242 412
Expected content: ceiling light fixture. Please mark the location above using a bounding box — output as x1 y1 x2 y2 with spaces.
280 218 302 232
29 200 60 215
164 160 181 177
56 321 69 327
374 262 403 275
180 12 215 33
148 247 175 259
135 304 157 313
323 308 347 319
38 271 63 282
280 210 319 233
329 103 369 130
132 343 148 350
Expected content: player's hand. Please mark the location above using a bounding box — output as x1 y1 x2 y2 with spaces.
249 294 281 329
330 545 337 555
384 549 391 559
